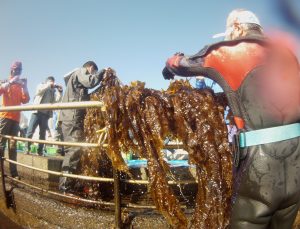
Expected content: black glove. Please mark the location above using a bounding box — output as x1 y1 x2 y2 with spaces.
162 67 175 80
99 68 107 75
54 84 63 92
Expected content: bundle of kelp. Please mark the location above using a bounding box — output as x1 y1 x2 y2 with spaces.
82 69 232 228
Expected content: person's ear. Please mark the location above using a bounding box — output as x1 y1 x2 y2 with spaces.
236 24 244 36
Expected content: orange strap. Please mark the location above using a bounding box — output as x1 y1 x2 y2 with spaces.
234 116 245 129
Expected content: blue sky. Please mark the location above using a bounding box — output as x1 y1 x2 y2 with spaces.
0 0 299 101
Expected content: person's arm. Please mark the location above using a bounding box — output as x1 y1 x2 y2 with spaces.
162 52 206 80
54 88 63 102
0 82 9 95
20 80 30 104
64 68 79 86
77 68 106 89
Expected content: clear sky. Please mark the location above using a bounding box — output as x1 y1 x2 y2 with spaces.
0 0 299 101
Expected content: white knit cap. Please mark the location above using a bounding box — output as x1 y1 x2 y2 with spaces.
213 9 261 38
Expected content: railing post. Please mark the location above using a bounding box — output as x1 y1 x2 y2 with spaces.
0 154 13 208
0 154 7 204
113 169 122 229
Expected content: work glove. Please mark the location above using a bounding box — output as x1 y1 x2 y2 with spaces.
162 67 175 80
99 68 107 77
1 82 10 90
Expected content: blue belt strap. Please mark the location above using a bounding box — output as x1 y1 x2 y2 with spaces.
239 123 300 148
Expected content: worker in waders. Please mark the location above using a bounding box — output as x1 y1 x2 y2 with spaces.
59 61 106 193
162 9 300 229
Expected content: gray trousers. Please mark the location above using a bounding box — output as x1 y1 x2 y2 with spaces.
61 119 84 172
0 118 20 177
230 137 300 229
59 119 84 191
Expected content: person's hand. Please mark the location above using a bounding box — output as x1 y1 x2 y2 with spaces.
1 82 10 89
54 84 63 92
9 76 20 84
162 67 175 80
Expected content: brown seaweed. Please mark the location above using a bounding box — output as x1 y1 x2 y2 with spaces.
81 69 232 228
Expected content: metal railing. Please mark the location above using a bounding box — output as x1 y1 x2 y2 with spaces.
0 101 104 112
0 101 195 229
3 157 196 185
0 134 184 150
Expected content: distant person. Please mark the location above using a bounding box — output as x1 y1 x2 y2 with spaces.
0 61 30 178
26 76 63 156
195 76 207 89
59 61 106 193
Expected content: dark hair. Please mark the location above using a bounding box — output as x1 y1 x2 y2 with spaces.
46 76 55 82
83 61 98 71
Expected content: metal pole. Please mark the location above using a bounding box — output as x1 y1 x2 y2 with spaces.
0 134 183 150
4 158 114 182
0 155 9 207
0 139 14 208
0 134 105 148
7 176 115 207
113 169 122 229
0 101 104 112
5 157 198 185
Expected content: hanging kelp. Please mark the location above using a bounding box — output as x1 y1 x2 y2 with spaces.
82 69 232 228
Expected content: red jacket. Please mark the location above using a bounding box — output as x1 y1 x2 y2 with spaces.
0 76 30 122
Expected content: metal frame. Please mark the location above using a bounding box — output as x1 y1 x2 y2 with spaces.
0 101 195 228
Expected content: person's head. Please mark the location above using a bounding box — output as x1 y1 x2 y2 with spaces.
215 9 264 41
46 76 55 83
83 61 98 75
46 76 55 87
10 61 22 76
